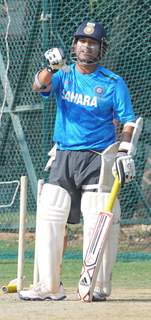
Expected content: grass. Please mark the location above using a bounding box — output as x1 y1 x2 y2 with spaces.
0 259 151 290
0 231 151 290
112 260 151 288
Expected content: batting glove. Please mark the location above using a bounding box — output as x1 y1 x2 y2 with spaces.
112 151 135 185
44 48 66 72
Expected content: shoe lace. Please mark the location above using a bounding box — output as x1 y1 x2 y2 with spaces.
32 282 46 293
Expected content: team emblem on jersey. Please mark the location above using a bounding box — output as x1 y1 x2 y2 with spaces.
95 87 103 95
84 22 95 35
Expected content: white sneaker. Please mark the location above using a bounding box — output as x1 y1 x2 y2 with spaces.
19 282 66 301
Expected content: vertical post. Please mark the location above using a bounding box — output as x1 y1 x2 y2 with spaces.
42 0 51 169
17 176 27 291
33 179 44 286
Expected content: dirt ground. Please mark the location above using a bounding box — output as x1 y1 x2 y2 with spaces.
0 288 151 320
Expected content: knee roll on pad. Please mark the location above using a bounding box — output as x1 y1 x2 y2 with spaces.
37 183 71 222
81 191 120 223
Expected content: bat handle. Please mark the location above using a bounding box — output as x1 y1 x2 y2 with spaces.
104 176 121 212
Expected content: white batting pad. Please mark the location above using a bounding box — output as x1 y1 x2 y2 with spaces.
98 142 119 192
95 222 120 296
36 184 71 293
81 192 118 256
81 191 121 296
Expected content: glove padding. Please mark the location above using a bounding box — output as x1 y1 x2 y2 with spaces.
112 151 135 185
44 48 66 71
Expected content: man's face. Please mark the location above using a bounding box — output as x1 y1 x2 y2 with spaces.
74 37 100 65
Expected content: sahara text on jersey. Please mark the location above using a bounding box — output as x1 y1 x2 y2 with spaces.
62 89 97 107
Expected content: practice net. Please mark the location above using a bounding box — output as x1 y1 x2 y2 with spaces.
0 0 151 286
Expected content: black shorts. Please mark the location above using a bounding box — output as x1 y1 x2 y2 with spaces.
48 150 103 224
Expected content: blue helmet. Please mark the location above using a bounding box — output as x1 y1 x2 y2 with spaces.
74 21 107 43
71 21 108 65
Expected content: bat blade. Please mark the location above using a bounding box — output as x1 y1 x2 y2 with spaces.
78 211 113 302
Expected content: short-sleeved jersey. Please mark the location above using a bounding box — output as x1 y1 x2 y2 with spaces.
41 64 135 150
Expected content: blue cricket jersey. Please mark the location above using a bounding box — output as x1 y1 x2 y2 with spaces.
41 64 135 150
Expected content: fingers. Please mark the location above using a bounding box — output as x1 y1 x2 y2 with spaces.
112 153 135 185
44 48 65 71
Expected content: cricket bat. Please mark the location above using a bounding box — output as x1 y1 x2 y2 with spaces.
78 175 120 302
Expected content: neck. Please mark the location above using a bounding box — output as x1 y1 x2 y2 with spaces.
76 63 98 74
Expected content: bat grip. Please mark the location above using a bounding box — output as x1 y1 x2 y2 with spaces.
104 176 121 212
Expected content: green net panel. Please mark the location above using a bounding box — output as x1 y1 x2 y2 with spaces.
0 0 151 279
